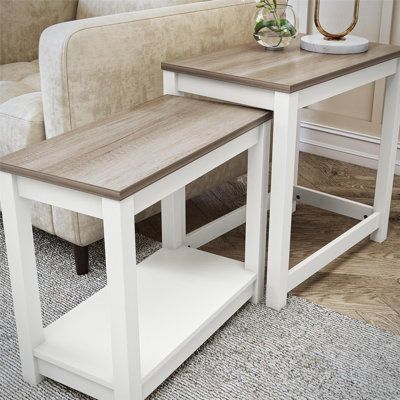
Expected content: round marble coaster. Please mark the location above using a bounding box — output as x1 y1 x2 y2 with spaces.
300 34 369 54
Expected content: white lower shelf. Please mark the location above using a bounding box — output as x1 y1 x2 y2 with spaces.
34 246 255 399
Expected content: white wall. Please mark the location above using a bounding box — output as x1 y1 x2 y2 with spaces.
307 0 382 122
392 0 400 45
298 0 400 173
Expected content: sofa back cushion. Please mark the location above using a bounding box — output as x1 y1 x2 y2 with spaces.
0 0 78 65
76 0 206 19
40 0 254 139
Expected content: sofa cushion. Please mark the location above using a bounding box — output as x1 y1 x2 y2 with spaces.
76 0 206 19
20 73 42 91
0 81 35 104
0 60 39 81
0 92 45 156
0 61 53 235
0 60 44 155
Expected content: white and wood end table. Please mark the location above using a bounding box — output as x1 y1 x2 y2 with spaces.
162 39 400 311
0 95 272 399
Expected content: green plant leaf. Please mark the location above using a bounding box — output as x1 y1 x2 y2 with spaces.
254 18 296 38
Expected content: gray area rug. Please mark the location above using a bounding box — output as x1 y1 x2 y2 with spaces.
0 215 399 400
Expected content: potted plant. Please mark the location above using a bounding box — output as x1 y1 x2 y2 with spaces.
253 0 298 50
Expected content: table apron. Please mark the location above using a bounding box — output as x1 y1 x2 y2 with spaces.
287 211 380 291
172 58 399 111
176 73 275 110
17 176 103 219
298 59 398 108
185 185 374 249
13 126 260 219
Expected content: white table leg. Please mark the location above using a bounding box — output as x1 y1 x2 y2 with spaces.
245 122 271 303
162 70 186 250
163 70 181 96
371 61 400 243
102 197 142 400
266 92 299 310
161 188 186 249
292 109 302 212
0 172 44 384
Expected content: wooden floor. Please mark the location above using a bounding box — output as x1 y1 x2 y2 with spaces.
137 153 400 335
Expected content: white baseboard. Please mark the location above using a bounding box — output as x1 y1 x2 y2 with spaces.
299 121 400 175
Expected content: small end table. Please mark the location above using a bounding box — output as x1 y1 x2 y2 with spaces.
162 39 400 310
0 95 272 399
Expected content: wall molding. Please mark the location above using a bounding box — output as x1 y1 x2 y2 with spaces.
299 121 400 175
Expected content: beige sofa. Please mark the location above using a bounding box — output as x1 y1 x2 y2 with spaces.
0 0 254 274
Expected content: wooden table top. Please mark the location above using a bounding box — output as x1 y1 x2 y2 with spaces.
162 39 400 93
0 96 271 200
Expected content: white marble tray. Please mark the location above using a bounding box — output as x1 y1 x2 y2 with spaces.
301 34 369 54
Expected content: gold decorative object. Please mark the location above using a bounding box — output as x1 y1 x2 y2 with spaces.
300 0 368 54
314 0 360 41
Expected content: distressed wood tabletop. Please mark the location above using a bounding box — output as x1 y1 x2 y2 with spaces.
162 39 400 93
0 95 271 200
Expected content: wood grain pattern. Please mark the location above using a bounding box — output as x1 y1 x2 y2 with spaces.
137 153 400 335
162 39 400 93
0 96 271 200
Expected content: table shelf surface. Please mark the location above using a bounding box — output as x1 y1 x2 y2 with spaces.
34 246 255 397
0 95 271 200
162 39 400 93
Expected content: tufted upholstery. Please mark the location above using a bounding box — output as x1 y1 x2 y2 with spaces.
0 60 55 234
0 61 43 156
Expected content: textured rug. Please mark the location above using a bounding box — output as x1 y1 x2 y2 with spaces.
0 215 399 400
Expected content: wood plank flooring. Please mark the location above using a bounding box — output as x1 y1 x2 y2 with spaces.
136 153 400 335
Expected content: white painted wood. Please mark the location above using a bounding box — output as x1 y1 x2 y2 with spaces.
168 47 400 314
371 0 394 123
184 194 272 250
185 205 247 248
37 360 113 400
245 122 270 303
102 197 142 400
266 92 299 310
294 185 374 220
34 247 255 399
371 61 400 242
184 182 374 251
288 212 380 291
302 107 383 137
0 172 44 384
15 124 257 226
298 60 397 108
163 69 187 260
17 176 102 218
176 73 275 110
161 188 186 249
133 128 258 214
163 70 181 96
299 113 400 175
293 110 302 212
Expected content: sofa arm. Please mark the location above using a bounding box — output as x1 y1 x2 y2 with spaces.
0 0 78 65
39 0 254 139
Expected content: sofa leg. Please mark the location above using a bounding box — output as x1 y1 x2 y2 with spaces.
73 245 89 275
